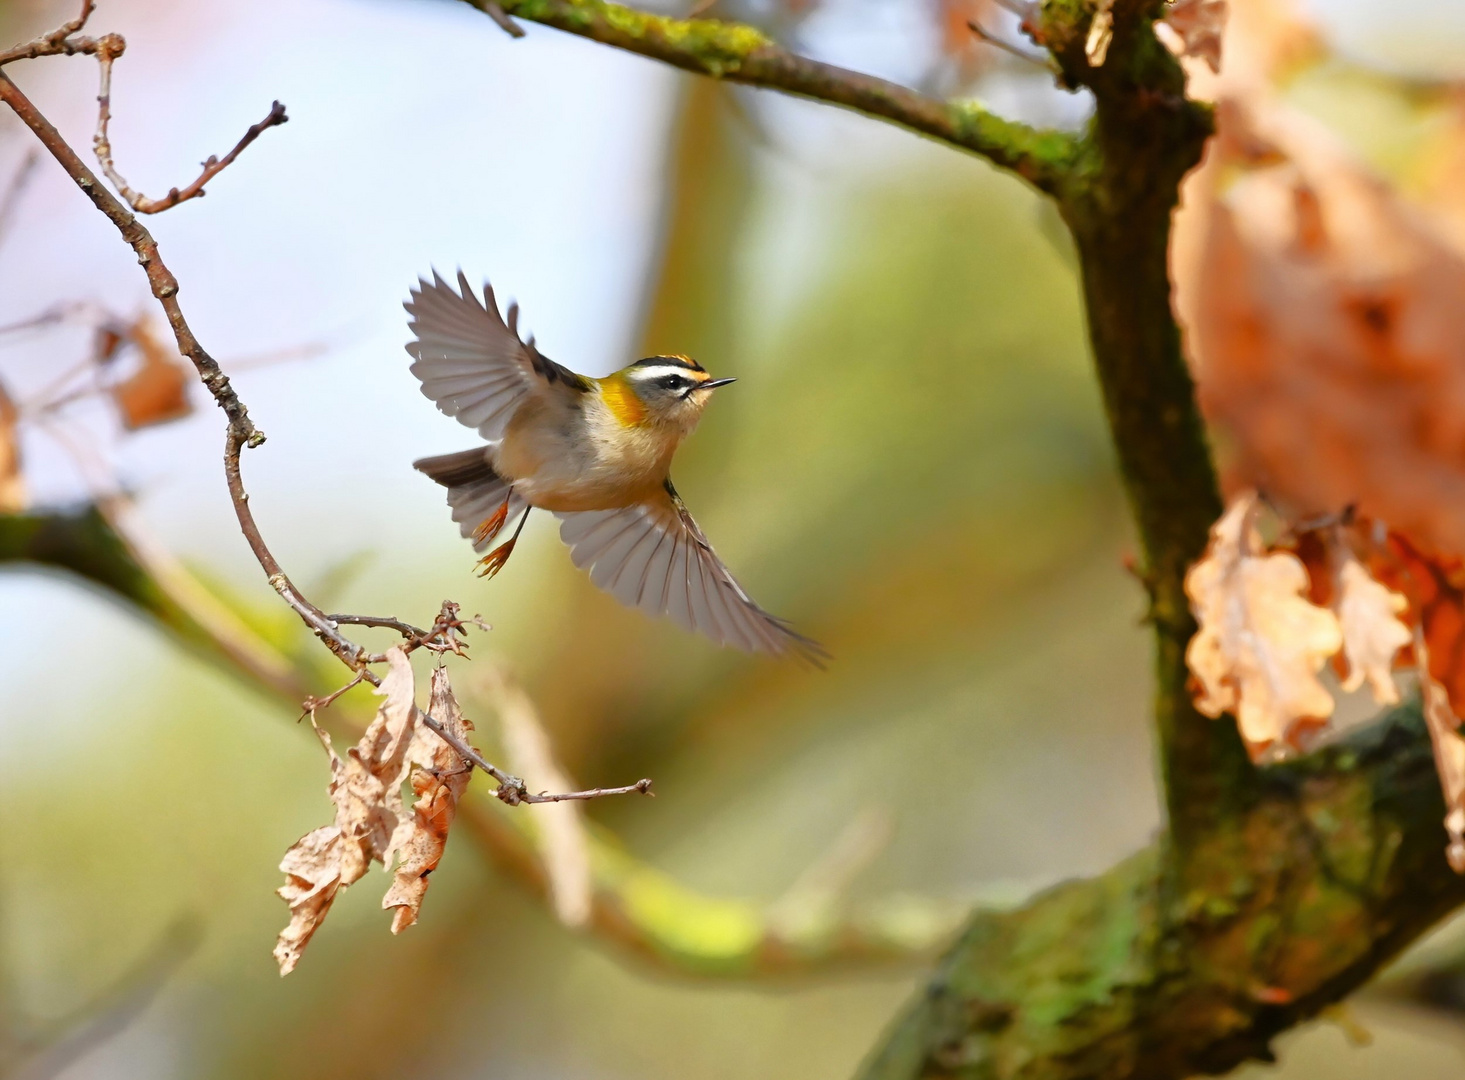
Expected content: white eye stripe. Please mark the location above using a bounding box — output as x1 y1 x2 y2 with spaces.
628 365 701 385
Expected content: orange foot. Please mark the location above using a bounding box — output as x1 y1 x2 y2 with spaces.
476 537 518 581
473 499 511 546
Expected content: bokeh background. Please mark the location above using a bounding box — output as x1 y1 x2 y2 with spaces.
1 0 1464 1076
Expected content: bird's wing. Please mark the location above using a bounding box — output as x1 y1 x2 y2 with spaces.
554 481 825 662
405 270 589 443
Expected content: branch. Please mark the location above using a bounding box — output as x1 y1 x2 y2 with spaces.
0 71 259 442
459 0 1079 195
858 701 1465 1079
91 35 288 214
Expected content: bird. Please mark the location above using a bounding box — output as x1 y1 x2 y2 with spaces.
404 270 822 661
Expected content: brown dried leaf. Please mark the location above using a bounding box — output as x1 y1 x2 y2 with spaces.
1368 531 1465 716
111 318 192 430
0 379 25 514
1159 0 1227 73
1185 491 1343 755
1417 629 1465 874
1181 102 1465 558
1085 0 1114 67
1334 552 1411 704
274 648 418 974
483 666 591 928
382 666 475 933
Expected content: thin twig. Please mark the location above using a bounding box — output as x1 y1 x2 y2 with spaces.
482 1 527 38
92 35 288 215
0 0 97 66
327 613 430 639
302 670 369 715
967 20 1059 71
512 779 654 804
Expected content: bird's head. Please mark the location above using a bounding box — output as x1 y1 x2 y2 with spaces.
605 354 736 431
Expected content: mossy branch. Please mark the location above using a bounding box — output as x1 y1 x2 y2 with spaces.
857 702 1465 1079
458 0 1080 195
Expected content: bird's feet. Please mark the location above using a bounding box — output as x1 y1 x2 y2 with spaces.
475 537 518 581
473 499 512 546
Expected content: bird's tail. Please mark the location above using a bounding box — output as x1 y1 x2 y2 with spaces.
413 449 526 552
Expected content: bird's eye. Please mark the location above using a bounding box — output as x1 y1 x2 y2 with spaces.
657 374 689 391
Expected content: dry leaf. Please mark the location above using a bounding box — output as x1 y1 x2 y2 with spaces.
1366 530 1465 716
382 666 475 933
1334 552 1411 704
1181 103 1465 558
1159 0 1227 73
1085 0 1114 66
1416 629 1465 874
1185 492 1343 755
0 379 25 514
111 318 192 430
274 648 418 975
484 666 591 929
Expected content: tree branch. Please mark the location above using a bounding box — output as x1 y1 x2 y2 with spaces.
857 701 1465 1079
458 0 1079 195
91 35 289 215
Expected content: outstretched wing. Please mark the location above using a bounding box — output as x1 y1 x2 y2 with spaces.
405 270 589 443
555 482 825 662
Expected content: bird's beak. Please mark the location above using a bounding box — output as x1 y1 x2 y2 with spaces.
700 377 737 391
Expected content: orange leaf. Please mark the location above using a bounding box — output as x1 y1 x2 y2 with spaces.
1366 531 1465 717
1185 492 1343 756
1334 551 1411 704
110 318 193 430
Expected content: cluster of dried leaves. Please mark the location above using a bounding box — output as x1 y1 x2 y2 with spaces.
1186 491 1465 870
1169 0 1465 868
276 650 477 974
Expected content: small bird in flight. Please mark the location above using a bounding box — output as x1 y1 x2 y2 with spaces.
406 271 821 660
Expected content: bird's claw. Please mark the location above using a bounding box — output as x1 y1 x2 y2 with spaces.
473 500 512 546
475 537 518 580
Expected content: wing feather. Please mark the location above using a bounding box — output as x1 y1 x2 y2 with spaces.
553 488 824 661
405 270 589 443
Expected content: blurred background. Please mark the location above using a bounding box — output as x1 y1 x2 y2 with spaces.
1 0 1464 1076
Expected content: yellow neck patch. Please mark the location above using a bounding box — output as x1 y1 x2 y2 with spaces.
598 374 647 427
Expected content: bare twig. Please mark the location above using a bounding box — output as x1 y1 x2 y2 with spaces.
92 36 288 215
327 612 431 639
0 72 259 441
508 779 654 804
302 670 369 715
482 1 527 38
967 20 1059 71
0 0 98 67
